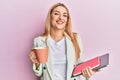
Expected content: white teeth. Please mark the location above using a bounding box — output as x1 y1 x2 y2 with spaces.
56 20 63 24
57 22 62 24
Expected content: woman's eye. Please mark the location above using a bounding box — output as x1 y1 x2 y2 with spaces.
54 13 59 15
63 15 68 18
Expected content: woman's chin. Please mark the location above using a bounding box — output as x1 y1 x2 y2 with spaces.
56 25 65 29
56 27 65 30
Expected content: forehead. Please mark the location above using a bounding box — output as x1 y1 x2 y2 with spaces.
52 6 68 13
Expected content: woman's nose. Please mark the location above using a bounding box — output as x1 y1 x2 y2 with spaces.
58 14 63 20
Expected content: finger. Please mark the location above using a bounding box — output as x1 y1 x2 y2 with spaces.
29 50 39 64
31 57 39 63
30 51 36 58
82 68 88 78
84 67 90 78
29 53 37 62
82 69 85 77
83 66 93 78
86 66 93 77
30 56 35 62
29 51 34 57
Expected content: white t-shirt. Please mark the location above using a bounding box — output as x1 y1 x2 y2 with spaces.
49 36 67 80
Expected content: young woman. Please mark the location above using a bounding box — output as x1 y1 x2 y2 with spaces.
29 3 98 80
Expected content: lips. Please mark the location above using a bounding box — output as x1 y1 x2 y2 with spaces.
56 20 64 24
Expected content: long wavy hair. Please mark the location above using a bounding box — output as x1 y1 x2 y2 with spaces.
42 3 80 61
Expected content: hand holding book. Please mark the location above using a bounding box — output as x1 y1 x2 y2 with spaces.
72 53 109 77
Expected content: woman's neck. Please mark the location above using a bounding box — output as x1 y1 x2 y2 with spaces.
50 29 64 42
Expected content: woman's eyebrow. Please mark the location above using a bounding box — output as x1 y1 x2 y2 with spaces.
53 10 68 14
63 12 67 14
52 10 60 13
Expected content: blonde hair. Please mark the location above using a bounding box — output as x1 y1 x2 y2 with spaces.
42 3 80 61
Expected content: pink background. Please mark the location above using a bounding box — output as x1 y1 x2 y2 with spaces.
0 0 120 80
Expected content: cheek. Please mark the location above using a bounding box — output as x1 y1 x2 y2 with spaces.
64 19 68 25
51 18 56 25
51 17 57 23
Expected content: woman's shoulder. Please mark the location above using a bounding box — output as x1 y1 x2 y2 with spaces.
33 35 47 48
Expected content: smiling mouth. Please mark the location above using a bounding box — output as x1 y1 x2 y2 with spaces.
56 20 64 25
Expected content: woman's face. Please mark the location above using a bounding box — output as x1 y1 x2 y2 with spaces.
51 6 68 30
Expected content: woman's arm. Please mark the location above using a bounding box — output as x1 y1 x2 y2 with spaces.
29 50 43 77
76 34 100 80
29 37 46 77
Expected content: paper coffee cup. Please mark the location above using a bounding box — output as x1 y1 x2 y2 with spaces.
34 47 48 63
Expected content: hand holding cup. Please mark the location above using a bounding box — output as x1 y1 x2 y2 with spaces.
34 47 48 64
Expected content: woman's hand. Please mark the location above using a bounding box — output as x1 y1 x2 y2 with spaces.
29 50 40 67
82 66 100 79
